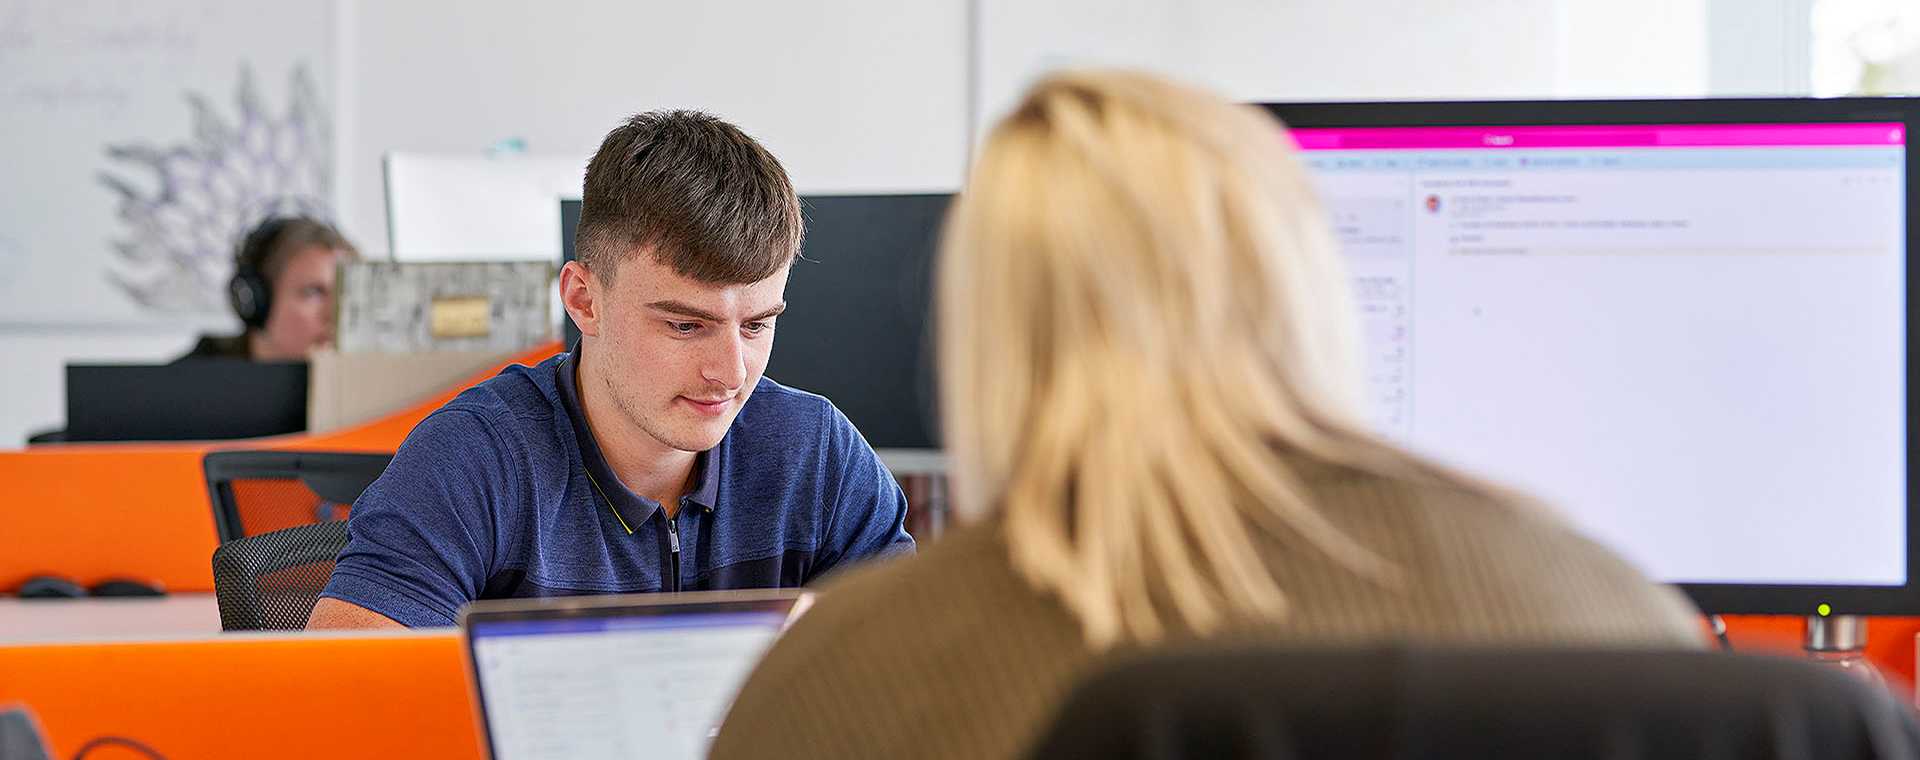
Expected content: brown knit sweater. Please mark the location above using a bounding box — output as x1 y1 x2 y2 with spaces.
709 463 1705 760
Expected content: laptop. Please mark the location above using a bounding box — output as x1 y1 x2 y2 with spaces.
460 589 808 760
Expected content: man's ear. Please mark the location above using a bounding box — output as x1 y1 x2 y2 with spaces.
558 261 602 337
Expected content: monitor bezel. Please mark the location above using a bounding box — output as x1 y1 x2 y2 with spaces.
1260 97 1920 616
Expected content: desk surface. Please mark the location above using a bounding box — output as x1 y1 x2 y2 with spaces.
0 594 221 642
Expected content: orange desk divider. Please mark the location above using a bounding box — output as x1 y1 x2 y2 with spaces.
0 632 484 759
0 342 563 594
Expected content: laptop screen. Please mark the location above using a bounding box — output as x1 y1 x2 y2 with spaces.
467 605 792 760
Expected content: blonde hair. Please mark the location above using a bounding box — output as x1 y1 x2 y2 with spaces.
938 70 1502 647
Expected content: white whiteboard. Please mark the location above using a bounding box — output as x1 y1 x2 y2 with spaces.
383 152 586 262
0 0 336 326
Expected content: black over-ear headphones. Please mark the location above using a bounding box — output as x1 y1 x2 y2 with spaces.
228 217 293 330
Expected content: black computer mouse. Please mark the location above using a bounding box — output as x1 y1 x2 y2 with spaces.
16 576 86 599
88 579 166 597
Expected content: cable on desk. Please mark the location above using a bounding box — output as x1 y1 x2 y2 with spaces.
71 736 167 760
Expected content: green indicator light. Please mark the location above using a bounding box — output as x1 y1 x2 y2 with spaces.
1817 603 1832 617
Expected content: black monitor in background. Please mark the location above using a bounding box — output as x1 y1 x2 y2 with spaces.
559 194 948 450
560 197 582 348
774 193 947 450
64 361 309 442
1264 97 1919 616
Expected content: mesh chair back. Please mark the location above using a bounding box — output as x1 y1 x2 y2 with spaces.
210 520 351 631
203 450 392 542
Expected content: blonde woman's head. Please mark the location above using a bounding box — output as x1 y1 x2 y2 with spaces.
939 69 1445 646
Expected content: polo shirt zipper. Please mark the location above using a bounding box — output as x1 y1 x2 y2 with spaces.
666 512 682 593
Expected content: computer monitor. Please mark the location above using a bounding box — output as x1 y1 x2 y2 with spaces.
769 193 947 450
1264 98 1918 615
64 360 308 442
559 194 948 450
559 197 582 348
462 590 806 760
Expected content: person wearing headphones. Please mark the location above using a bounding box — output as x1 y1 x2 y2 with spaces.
181 216 359 362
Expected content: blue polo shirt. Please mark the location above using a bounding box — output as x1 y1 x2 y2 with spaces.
320 348 915 628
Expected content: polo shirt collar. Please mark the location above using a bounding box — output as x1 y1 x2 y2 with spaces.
556 344 722 520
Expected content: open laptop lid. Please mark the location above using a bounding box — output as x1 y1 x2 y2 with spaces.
460 589 807 760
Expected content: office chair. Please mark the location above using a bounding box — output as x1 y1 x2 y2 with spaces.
202 450 392 543
210 520 351 631
1026 645 1920 760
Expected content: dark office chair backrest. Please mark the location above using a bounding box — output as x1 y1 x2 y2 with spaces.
1026 646 1920 760
202 450 392 543
210 520 351 631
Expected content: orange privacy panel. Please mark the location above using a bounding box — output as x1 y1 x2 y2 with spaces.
0 633 483 760
0 342 562 593
0 447 215 592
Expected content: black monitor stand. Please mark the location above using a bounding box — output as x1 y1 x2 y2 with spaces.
1802 614 1883 685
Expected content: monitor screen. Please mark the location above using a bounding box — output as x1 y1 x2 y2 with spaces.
1273 104 1909 610
767 193 947 450
468 609 788 760
560 198 581 348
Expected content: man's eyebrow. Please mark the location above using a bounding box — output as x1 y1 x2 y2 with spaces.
646 301 725 322
645 300 787 323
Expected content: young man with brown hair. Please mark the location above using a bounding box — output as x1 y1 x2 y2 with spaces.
310 111 914 629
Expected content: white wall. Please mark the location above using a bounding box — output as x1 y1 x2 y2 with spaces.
339 1 974 258
0 0 1803 447
977 0 1724 129
977 0 1564 131
1556 0 1711 97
